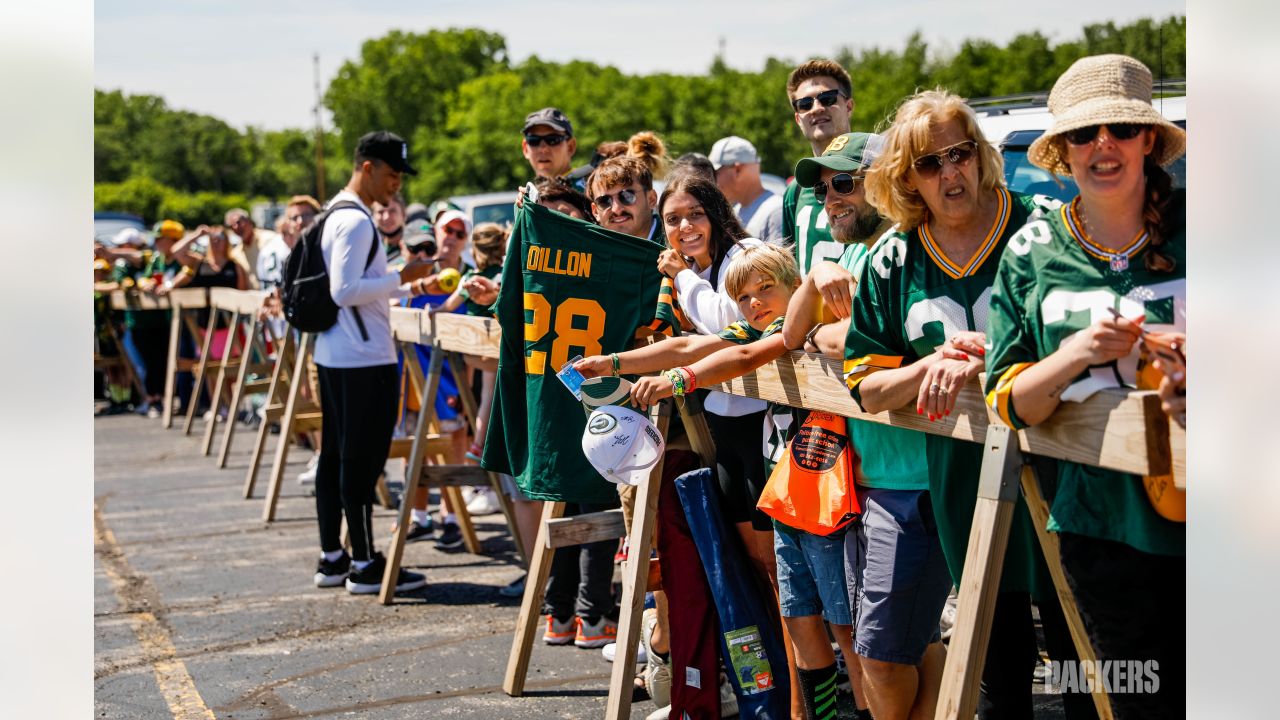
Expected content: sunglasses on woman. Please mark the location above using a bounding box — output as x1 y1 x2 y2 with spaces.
791 89 845 113
813 173 864 203
593 188 638 210
525 134 569 148
912 140 978 177
1063 123 1148 146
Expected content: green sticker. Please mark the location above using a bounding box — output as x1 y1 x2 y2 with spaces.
724 626 775 695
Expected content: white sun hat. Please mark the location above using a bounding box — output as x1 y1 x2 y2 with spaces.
581 405 665 487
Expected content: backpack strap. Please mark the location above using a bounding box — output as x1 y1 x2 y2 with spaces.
327 199 383 343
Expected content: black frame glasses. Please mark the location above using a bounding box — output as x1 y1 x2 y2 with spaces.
1063 123 1148 146
911 140 978 177
813 173 864 203
791 89 845 113
525 133 569 148
593 188 639 210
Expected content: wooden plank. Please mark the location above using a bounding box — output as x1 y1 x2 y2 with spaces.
109 287 208 311
201 311 242 455
504 501 567 696
1170 420 1186 490
183 309 220 436
262 333 312 523
390 306 423 343
545 510 626 549
217 314 260 468
419 465 490 487
161 305 183 428
244 331 293 499
208 287 269 315
422 311 501 359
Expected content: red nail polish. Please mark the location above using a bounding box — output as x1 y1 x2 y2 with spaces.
976 347 986 356
945 410 951 416
958 353 970 361
917 408 922 414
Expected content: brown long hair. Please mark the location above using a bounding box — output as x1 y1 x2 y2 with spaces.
1141 153 1177 273
657 174 749 269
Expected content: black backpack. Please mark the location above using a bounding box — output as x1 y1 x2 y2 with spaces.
281 200 380 340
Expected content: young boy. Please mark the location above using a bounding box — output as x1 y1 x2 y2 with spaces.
575 244 858 720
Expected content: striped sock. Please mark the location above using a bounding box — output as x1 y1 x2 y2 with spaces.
798 663 839 720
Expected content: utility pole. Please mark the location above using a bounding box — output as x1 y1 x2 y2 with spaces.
313 52 326 200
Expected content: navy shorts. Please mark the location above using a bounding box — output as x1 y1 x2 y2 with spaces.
844 487 952 665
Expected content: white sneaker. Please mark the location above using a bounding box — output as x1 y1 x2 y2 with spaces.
719 675 739 717
641 608 670 708
601 640 647 665
644 705 671 720
297 453 320 486
465 487 501 516
939 586 959 641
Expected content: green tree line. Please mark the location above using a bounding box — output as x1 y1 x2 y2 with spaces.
95 16 1184 222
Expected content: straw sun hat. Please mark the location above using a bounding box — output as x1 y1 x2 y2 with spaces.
1029 54 1186 177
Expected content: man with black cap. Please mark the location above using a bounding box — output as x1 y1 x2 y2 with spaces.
521 107 591 192
311 130 434 596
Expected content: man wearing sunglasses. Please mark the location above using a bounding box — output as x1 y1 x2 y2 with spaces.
588 155 662 243
521 107 594 192
709 135 785 245
783 60 857 276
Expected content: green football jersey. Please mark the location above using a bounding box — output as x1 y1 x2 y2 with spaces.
459 264 503 317
717 316 791 466
843 188 1058 593
783 180 845 275
481 201 667 504
112 250 177 329
985 192 1186 556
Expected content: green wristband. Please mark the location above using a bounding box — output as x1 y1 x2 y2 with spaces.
610 353 621 377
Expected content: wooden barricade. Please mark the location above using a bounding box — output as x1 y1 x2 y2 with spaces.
93 301 145 401
197 288 271 457
109 288 209 427
242 329 321 505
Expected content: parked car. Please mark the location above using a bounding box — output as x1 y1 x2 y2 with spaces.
971 87 1186 203
449 191 519 230
94 211 146 245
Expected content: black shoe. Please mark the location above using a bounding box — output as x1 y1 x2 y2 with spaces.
434 522 464 550
345 552 427 595
314 552 350 588
405 518 435 542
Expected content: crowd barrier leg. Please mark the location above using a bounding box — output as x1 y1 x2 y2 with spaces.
201 310 244 455
183 310 220 435
217 317 275 468
262 333 312 522
502 500 567 696
160 305 183 428
243 330 295 499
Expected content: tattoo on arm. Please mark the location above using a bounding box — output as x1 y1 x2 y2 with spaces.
1047 379 1072 399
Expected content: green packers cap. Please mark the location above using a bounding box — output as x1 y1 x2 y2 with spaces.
794 132 885 188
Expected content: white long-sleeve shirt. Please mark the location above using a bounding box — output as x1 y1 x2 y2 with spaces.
672 237 768 417
314 190 401 368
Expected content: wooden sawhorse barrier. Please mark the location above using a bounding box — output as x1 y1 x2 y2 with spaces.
242 329 320 510
108 288 209 428
95 297 145 401
179 288 270 451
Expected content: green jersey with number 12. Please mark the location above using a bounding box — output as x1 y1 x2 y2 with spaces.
784 181 846 275
481 202 666 503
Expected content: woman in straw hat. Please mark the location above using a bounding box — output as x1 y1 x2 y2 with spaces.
984 53 1186 718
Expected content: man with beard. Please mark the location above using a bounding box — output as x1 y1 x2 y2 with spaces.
783 59 856 275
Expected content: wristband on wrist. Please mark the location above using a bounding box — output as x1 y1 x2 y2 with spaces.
610 353 621 377
803 322 826 350
681 366 697 392
664 368 687 397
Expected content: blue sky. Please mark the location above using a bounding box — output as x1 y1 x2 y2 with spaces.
95 0 1185 130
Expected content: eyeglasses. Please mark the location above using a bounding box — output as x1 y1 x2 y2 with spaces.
525 134 569 148
813 173 864 203
791 89 845 113
442 225 467 238
593 188 639 210
911 140 978 177
1063 123 1148 146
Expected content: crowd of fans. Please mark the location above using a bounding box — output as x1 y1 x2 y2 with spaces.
95 52 1185 720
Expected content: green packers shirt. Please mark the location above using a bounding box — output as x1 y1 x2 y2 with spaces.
784 180 844 275
112 250 177 330
482 201 667 503
985 192 1186 556
843 188 1058 594
459 265 503 317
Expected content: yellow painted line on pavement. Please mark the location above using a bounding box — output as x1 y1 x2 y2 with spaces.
95 503 216 720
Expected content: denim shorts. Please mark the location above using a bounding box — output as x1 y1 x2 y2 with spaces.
775 526 853 625
844 487 952 665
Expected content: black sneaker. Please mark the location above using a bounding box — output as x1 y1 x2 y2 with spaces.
435 522 464 550
345 552 427 595
314 552 351 588
405 518 435 542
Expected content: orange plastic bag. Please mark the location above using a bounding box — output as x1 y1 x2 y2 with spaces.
756 411 861 535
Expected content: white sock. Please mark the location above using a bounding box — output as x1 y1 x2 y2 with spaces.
321 549 344 562
352 558 373 571
442 512 457 525
411 509 432 525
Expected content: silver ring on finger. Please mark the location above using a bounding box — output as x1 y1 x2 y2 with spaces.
939 387 949 395
929 383 941 395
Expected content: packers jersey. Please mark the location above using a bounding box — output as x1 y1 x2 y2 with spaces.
783 180 844 275
482 201 667 503
716 316 792 469
985 192 1186 556
843 188 1058 594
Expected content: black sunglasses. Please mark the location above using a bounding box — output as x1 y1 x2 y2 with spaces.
1063 123 1148 146
791 89 845 113
525 134 569 148
912 140 978 177
813 173 864 203
593 188 638 210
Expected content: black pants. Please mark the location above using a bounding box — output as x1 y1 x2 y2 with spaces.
1059 532 1184 720
705 409 772 531
315 363 398 562
543 501 620 621
128 325 171 398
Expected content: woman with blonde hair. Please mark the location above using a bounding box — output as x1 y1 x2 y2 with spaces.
984 54 1186 718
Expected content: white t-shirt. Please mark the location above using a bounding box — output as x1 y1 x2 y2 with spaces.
256 234 291 290
672 237 768 417
313 190 403 369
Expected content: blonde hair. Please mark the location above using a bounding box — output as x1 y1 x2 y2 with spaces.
627 131 670 181
724 244 800 299
865 88 1005 231
470 222 508 271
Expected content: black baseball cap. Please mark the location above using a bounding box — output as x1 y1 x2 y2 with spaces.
355 130 418 176
522 107 573 137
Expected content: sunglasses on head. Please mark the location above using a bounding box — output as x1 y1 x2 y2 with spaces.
593 188 638 210
911 140 978 177
813 172 864 203
791 88 845 113
1063 123 1148 146
525 133 569 148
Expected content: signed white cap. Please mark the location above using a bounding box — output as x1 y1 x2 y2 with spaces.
581 405 664 486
